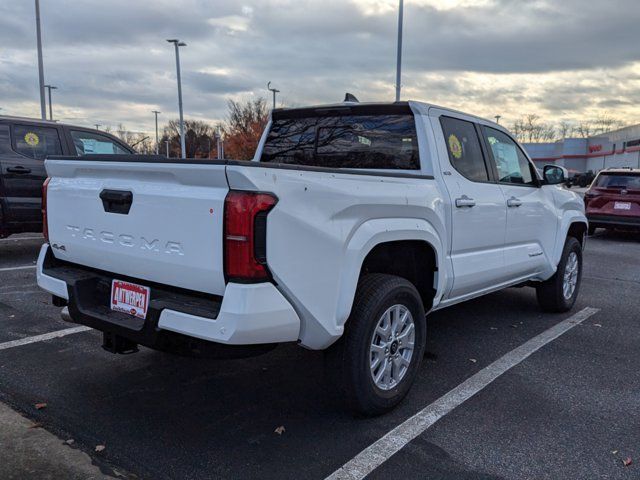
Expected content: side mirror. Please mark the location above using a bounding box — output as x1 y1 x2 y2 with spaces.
543 165 567 185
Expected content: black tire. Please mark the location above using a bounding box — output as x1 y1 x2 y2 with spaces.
588 225 596 236
536 237 582 312
325 274 426 416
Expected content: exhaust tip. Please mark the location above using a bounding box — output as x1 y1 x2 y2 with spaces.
60 306 74 323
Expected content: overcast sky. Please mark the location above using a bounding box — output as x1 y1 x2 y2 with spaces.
1 0 639 134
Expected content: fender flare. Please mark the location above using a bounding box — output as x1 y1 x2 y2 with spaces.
334 217 446 331
553 210 588 266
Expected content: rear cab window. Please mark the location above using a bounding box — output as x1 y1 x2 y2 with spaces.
261 105 420 170
12 124 62 160
595 172 640 190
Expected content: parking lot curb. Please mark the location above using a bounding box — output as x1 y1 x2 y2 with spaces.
0 401 118 479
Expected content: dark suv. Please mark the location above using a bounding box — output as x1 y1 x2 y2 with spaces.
0 116 134 238
585 168 640 235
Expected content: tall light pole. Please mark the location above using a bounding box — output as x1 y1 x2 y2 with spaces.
267 82 280 109
44 84 57 120
152 110 161 154
94 124 101 130
167 39 186 159
494 115 501 124
395 0 404 102
35 0 46 119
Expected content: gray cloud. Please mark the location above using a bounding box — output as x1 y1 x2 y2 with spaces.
1 0 639 132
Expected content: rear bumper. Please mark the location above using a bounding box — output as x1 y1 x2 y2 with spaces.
36 245 300 347
587 214 640 228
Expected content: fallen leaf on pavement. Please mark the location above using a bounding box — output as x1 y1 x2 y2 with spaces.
593 323 602 327
34 403 47 410
95 445 106 452
28 423 42 429
612 450 618 455
65 439 75 445
469 358 477 363
623 458 632 467
274 426 285 435
9 315 15 318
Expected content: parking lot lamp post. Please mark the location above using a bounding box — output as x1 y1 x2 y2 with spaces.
152 110 161 154
167 39 186 159
395 0 404 102
44 84 57 120
165 140 170 158
35 0 46 120
267 82 280 110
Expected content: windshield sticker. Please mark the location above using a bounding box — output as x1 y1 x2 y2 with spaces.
448 134 462 159
24 132 40 147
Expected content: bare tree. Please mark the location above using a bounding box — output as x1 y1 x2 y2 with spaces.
557 121 574 140
160 119 217 158
575 121 593 139
110 124 154 154
512 114 556 143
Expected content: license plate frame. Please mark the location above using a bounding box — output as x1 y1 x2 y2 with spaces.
614 201 632 210
110 280 150 319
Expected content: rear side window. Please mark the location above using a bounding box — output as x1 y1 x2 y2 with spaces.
595 173 640 189
70 130 130 155
440 117 489 182
12 125 62 160
261 114 419 170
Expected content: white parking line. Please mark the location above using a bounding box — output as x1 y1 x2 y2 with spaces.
0 326 92 352
326 306 600 480
0 265 37 272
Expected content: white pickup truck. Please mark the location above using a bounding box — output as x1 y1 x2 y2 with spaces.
37 100 587 415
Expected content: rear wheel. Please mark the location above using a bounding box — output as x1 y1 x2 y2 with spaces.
536 237 582 312
326 274 426 416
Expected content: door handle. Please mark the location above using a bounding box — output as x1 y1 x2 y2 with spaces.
507 197 523 208
7 166 31 174
455 195 476 208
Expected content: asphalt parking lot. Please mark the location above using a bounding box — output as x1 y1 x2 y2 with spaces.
0 229 639 479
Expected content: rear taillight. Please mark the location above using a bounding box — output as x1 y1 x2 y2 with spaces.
224 191 277 283
42 177 51 242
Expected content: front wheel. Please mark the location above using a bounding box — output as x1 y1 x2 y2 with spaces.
325 274 426 416
536 237 583 312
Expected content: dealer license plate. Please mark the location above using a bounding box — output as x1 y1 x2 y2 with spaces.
614 202 631 210
110 280 150 319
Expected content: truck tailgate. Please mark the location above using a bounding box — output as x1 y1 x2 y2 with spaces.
45 159 228 296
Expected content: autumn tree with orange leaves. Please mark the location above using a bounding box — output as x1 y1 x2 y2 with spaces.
222 98 269 160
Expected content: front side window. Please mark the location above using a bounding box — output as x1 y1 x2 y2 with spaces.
483 127 537 186
440 117 489 182
12 125 62 160
261 114 419 170
70 130 130 155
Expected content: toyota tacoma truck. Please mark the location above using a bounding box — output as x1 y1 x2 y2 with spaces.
36 100 587 415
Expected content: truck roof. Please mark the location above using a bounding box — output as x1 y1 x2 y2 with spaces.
0 115 98 131
272 100 502 130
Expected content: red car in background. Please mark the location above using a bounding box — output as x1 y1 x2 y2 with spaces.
585 168 640 235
